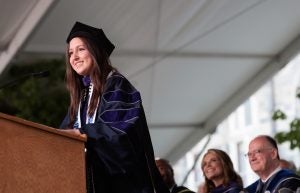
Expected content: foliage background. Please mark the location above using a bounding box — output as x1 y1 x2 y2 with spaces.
272 89 300 174
0 59 69 128
273 89 300 150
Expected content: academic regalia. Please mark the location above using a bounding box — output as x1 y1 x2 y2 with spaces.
245 169 300 193
60 72 169 193
211 181 242 193
171 185 195 193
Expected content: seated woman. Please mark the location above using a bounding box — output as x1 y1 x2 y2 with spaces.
201 149 243 193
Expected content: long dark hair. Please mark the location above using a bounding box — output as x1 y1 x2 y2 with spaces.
65 37 114 127
201 149 243 193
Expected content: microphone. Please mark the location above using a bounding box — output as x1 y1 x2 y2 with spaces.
31 71 50 78
0 70 50 90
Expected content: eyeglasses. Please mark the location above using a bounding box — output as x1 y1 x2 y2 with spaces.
244 148 273 157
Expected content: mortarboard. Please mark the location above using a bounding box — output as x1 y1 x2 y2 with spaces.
66 21 115 56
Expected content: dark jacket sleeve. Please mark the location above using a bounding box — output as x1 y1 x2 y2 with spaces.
80 121 139 175
275 174 300 192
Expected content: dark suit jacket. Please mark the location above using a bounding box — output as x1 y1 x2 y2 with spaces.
171 185 195 193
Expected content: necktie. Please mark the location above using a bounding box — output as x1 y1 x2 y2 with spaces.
257 181 265 193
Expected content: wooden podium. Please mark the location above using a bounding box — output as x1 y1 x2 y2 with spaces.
0 113 86 193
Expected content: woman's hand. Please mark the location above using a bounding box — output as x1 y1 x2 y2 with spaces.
60 129 87 138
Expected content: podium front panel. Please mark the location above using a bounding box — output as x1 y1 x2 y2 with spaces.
0 113 86 193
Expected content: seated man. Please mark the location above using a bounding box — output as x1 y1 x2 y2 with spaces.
245 135 300 193
155 158 195 193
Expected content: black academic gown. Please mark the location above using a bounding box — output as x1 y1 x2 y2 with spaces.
245 169 300 193
60 72 169 193
171 185 195 193
210 181 242 193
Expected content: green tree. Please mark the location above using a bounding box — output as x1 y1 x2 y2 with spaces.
0 59 69 128
272 89 300 174
272 88 300 150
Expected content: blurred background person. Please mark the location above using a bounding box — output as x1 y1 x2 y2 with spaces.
156 158 195 193
280 159 297 173
201 149 243 193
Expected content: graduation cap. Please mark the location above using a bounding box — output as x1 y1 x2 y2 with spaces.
66 21 115 56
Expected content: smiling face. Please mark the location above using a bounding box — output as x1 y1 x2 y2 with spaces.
247 136 279 179
68 37 94 76
202 152 224 184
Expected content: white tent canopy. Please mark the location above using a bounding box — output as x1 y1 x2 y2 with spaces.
1 0 300 162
